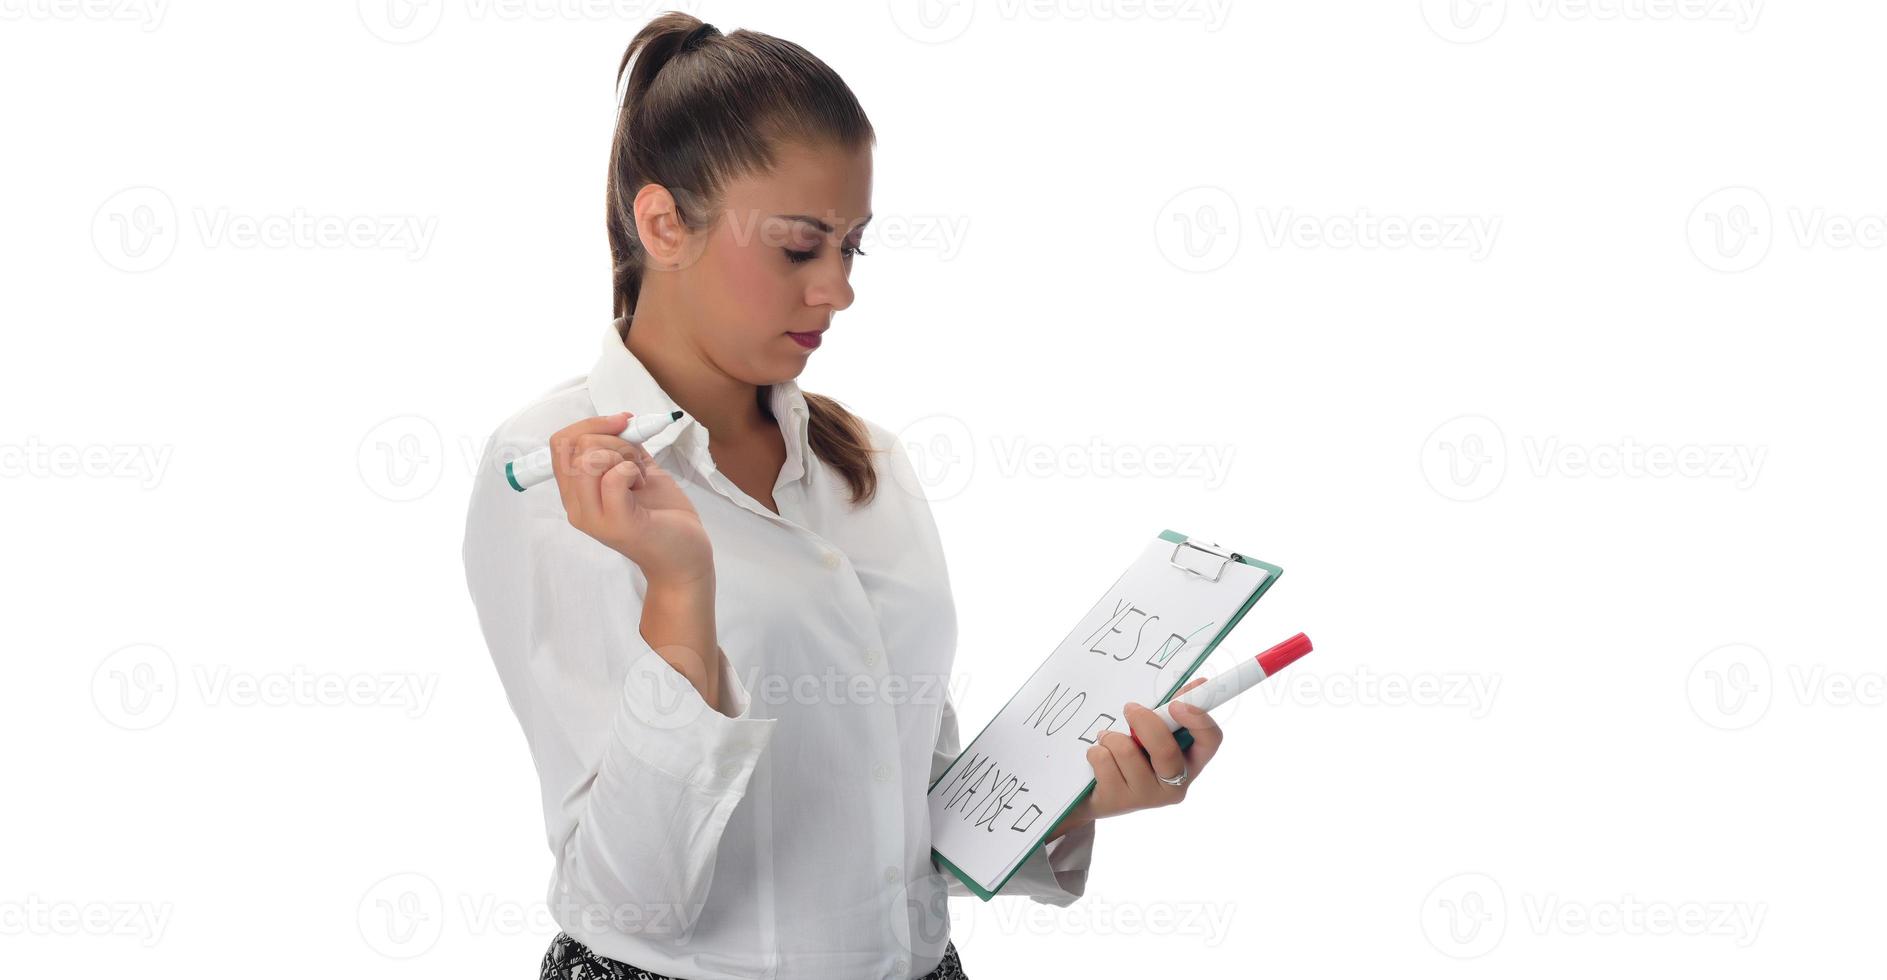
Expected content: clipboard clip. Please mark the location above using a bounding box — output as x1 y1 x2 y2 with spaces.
1168 537 1240 583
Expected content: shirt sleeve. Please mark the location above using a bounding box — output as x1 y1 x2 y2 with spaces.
868 419 1099 908
461 428 779 933
927 688 1096 907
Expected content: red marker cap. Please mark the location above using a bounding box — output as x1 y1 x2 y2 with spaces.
1257 632 1313 676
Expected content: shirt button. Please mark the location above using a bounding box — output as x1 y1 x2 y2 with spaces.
821 549 842 570
864 648 880 667
873 762 893 782
883 865 900 884
894 958 908 975
718 761 741 780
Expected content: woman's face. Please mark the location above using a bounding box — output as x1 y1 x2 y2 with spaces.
675 140 873 386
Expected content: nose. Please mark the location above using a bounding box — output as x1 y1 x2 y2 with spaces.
805 253 855 312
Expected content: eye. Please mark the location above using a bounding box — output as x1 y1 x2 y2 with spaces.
785 244 868 264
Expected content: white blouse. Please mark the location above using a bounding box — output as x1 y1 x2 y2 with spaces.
461 318 1095 980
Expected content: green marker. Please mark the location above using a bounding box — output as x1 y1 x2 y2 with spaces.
505 410 685 492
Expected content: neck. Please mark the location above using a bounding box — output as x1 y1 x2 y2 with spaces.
621 308 771 440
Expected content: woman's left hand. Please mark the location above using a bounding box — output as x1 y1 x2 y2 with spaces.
1064 676 1222 828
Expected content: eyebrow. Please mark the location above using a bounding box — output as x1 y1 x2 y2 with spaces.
778 213 873 236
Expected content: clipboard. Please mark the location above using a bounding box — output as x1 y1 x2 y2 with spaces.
927 529 1284 901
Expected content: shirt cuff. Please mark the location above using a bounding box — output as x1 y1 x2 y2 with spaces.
1008 815 1097 907
612 641 777 796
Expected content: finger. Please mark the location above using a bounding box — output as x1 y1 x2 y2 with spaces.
570 412 633 436
575 433 639 467
550 414 627 517
1085 742 1125 800
1101 730 1160 802
1169 699 1222 773
564 448 620 526
598 457 645 529
1125 701 1188 788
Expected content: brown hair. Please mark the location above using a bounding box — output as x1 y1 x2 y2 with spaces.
607 11 881 507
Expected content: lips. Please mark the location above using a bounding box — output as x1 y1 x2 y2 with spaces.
787 330 824 350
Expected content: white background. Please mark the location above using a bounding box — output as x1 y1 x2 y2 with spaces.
4 0 1882 976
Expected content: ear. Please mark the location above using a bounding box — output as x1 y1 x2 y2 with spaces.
632 182 697 271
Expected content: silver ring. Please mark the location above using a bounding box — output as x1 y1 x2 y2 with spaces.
1157 763 1188 788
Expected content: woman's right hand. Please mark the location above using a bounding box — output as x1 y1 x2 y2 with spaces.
550 412 713 590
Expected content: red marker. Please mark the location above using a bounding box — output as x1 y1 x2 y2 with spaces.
1132 633 1313 753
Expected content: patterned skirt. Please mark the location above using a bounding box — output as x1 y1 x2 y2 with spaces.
539 932 968 979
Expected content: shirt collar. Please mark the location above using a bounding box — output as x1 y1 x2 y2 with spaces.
588 316 813 487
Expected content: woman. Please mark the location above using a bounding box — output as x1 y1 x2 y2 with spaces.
461 14 1226 979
